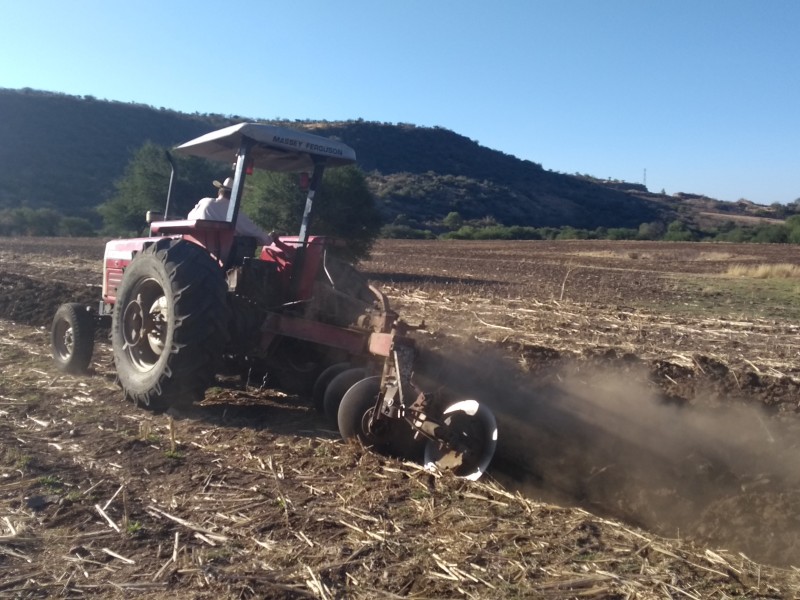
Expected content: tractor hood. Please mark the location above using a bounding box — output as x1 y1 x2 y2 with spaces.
174 123 357 171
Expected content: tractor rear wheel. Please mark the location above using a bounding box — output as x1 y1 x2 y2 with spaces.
423 400 497 481
111 238 229 412
51 303 95 374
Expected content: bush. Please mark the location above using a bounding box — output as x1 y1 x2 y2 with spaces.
506 226 543 240
380 224 435 239
441 225 479 240
606 227 638 240
0 207 67 236
637 221 665 240
59 217 96 237
663 220 696 242
751 224 788 244
556 227 589 240
714 227 752 243
442 211 464 230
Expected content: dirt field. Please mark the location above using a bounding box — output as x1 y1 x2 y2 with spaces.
2 237 800 599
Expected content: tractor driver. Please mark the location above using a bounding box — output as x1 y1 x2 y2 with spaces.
188 177 273 246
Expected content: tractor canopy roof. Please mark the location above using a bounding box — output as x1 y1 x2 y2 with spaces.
173 123 357 172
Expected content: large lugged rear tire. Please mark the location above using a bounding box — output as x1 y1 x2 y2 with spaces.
111 238 229 411
51 303 95 374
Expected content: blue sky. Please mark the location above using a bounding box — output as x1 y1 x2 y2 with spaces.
2 1 798 204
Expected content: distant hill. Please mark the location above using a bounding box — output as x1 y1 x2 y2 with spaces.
0 88 787 232
0 89 219 222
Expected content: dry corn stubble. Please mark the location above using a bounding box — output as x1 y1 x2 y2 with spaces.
1 237 800 598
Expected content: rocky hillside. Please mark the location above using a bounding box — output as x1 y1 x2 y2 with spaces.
0 88 786 232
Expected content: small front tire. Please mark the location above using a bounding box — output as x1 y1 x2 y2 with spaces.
51 303 95 375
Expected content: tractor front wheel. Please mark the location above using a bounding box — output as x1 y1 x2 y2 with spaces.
111 239 229 412
51 303 95 374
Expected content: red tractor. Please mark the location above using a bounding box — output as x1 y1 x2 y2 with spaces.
50 123 497 479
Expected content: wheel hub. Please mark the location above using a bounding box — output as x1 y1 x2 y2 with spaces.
146 296 168 355
120 281 169 371
121 297 145 347
54 321 74 359
360 407 378 439
63 328 74 353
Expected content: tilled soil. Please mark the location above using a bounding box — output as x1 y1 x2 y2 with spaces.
2 237 800 599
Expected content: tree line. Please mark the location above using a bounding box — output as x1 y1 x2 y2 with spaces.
381 211 800 244
4 197 800 249
27 141 382 261
0 122 800 253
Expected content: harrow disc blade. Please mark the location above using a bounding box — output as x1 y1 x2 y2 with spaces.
424 399 498 481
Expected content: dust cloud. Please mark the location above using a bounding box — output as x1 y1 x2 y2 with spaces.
415 337 800 567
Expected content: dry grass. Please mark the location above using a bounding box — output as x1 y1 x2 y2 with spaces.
567 249 655 261
567 248 740 264
689 251 738 262
698 211 785 225
726 263 800 279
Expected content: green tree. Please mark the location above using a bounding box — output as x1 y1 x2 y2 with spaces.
101 144 381 260
663 220 696 242
391 214 411 227
441 225 478 240
637 221 665 240
243 171 303 235
381 224 435 239
714 226 750 243
716 220 737 234
751 223 788 243
98 142 220 236
784 215 800 243
0 207 63 236
98 142 171 235
506 226 542 240
243 165 382 261
556 226 589 240
443 211 464 230
606 227 638 240
59 216 96 237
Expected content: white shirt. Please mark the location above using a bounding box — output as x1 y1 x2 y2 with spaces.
188 197 273 246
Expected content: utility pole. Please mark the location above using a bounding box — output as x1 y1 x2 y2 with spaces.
643 168 647 189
